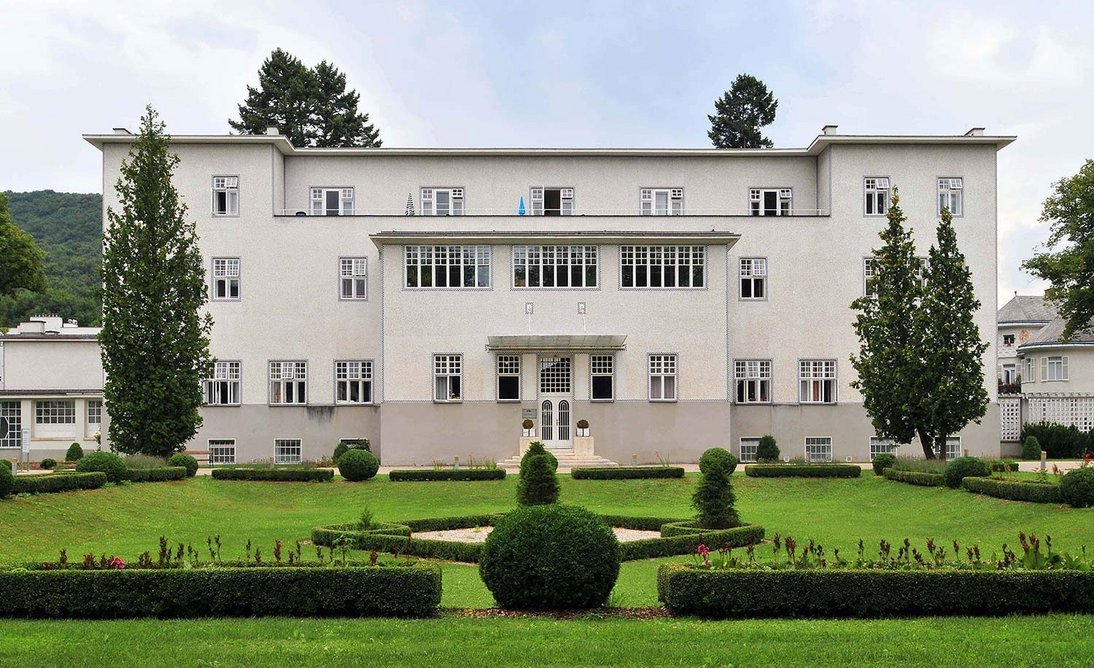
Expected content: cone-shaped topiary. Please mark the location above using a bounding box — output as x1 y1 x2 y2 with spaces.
698 447 738 476
518 453 559 506
1021 436 1042 461
693 450 740 529
755 435 779 462
167 452 199 477
520 440 558 472
339 448 379 481
65 442 84 462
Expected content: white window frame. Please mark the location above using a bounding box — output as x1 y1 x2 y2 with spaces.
869 437 898 459
512 246 598 289
945 436 962 460
749 188 793 216
620 245 705 289
0 401 22 448
274 438 302 465
87 399 103 425
335 360 374 405
420 187 465 216
1025 357 1035 384
496 355 521 402
310 187 355 216
1043 355 1069 382
269 360 307 406
35 400 76 424
212 258 241 301
648 354 678 402
937 177 963 216
212 176 239 216
405 245 491 289
640 188 684 216
805 437 833 463
339 257 368 300
734 360 772 404
590 354 614 402
1002 334 1015 346
864 177 890 216
739 437 760 463
739 258 767 300
205 360 241 406
799 359 837 404
209 439 236 465
434 354 463 402
530 187 575 216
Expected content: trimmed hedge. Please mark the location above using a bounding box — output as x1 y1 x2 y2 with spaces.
657 565 1094 618
212 468 334 482
12 472 107 495
388 469 505 482
745 464 861 478
76 451 126 483
0 466 12 498
338 449 379 481
122 467 187 483
621 524 764 561
571 467 685 480
989 461 1020 473
962 477 1061 504
1060 467 1094 508
0 565 441 618
883 468 945 487
698 448 738 476
871 453 897 476
313 524 483 563
1021 422 1092 459
167 453 199 477
942 457 991 488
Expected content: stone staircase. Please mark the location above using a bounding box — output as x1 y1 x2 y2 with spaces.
499 448 618 470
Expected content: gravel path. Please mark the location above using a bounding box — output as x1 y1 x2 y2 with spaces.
414 526 661 543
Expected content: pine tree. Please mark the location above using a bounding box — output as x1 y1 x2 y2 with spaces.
707 74 778 149
692 467 739 529
100 106 213 457
310 60 382 147
0 192 47 298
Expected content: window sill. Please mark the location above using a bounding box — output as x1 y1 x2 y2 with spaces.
649 399 678 403
798 402 838 406
335 402 376 406
433 399 463 404
590 398 615 403
268 403 308 407
496 399 521 403
204 404 241 408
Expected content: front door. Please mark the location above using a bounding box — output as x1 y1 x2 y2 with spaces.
539 356 572 449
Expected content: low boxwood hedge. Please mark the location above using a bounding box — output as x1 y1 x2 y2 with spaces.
620 523 765 561
882 468 945 487
571 467 685 480
657 565 1094 617
962 477 1061 504
12 472 108 495
388 469 505 482
121 467 187 483
211 468 334 482
745 464 861 478
0 564 441 618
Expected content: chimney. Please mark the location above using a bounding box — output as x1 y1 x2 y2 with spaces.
964 127 985 137
112 127 132 135
821 124 838 136
265 126 280 136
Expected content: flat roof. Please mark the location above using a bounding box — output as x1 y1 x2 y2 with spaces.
370 230 741 247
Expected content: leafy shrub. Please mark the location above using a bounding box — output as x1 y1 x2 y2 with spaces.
0 465 12 499
76 451 127 484
167 453 199 477
1021 423 1092 459
698 448 738 476
571 467 685 480
942 457 991 488
693 451 739 529
890 457 948 474
121 467 187 482
755 435 779 462
479 504 621 610
388 469 505 481
1059 467 1094 508
517 452 559 506
124 454 168 470
745 464 861 478
12 472 107 494
334 438 371 465
962 477 1061 503
521 441 557 472
339 449 379 482
64 443 84 462
622 523 764 561
882 468 945 487
1022 435 1043 461
871 453 897 475
39 458 57 471
988 460 1019 473
211 468 334 482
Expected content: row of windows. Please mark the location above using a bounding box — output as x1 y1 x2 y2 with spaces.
210 178 967 217
1024 355 1070 383
0 400 101 445
736 436 962 463
734 360 839 405
212 257 368 301
204 360 375 406
204 437 369 465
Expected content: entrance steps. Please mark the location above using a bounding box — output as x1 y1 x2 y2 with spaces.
499 448 619 470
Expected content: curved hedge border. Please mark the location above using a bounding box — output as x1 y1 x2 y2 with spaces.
388 469 505 482
12 472 107 495
122 467 187 483
657 565 1094 618
962 477 1061 504
212 468 334 482
745 464 861 478
882 468 945 487
572 467 685 480
0 564 441 618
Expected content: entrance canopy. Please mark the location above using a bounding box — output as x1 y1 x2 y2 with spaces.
486 335 626 353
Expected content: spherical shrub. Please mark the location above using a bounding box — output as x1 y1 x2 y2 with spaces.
699 447 738 476
755 435 780 462
65 442 84 462
942 456 990 488
76 451 126 483
0 464 13 499
480 504 620 610
521 441 557 472
1021 436 1042 461
872 452 897 475
167 453 199 477
39 458 57 471
339 449 379 481
1059 467 1094 508
334 439 371 466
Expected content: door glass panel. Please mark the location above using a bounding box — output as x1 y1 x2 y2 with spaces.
558 400 570 441
541 400 553 441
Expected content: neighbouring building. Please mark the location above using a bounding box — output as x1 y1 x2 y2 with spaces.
84 125 1012 466
997 293 1056 392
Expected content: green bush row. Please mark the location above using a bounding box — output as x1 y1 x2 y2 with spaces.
211 468 334 482
12 472 107 495
571 467 685 480
882 468 945 487
312 524 484 563
962 477 1061 504
657 565 1094 617
745 464 861 478
621 524 765 561
121 467 187 483
1021 422 1093 459
0 565 441 618
387 469 505 481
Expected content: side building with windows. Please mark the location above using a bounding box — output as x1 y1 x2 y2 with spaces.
85 125 1010 465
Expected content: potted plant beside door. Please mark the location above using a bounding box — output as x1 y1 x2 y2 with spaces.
574 419 594 457
522 419 535 438
519 419 537 457
576 419 590 438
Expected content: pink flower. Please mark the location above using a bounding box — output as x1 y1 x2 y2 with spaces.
109 556 126 570
697 543 710 557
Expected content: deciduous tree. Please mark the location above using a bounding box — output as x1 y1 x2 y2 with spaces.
0 192 47 298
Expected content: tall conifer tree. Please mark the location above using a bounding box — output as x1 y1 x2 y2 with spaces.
708 74 778 148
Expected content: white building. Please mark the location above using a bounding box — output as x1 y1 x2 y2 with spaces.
84 125 1012 466
997 293 1056 391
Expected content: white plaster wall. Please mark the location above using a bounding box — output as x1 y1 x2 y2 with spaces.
1021 348 1094 394
1 340 103 390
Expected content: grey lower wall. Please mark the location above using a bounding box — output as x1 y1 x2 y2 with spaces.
195 404 381 463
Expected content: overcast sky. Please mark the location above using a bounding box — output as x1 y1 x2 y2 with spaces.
2 0 1090 305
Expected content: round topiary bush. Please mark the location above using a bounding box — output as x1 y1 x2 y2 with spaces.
65 442 84 462
339 449 379 481
167 452 199 477
699 447 738 476
755 435 780 462
334 439 371 466
943 456 991 489
872 452 897 475
39 458 57 471
480 504 621 610
0 464 13 499
76 451 126 484
1059 467 1094 508
521 441 558 472
1021 436 1042 461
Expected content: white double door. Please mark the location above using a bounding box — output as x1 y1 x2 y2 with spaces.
538 356 573 450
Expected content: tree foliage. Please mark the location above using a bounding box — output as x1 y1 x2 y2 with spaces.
707 74 778 149
0 192 47 299
100 106 213 457
230 48 382 148
692 464 739 529
1022 159 1094 339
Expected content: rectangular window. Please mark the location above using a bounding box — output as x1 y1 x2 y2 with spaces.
335 361 374 404
640 188 684 216
620 246 705 289
405 246 491 288
734 360 771 404
420 187 465 216
799 360 837 404
805 437 833 463
739 438 759 463
339 258 368 300
210 439 236 465
1002 334 1015 346
269 361 307 405
35 400 76 424
434 354 462 402
0 401 21 448
937 178 963 216
530 187 574 216
649 354 678 402
497 355 521 401
310 187 354 216
869 437 898 459
212 176 239 216
739 258 767 300
945 436 962 460
749 188 793 216
512 246 597 288
274 439 302 464
87 399 103 425
590 355 614 401
212 258 241 301
205 361 241 406
1044 355 1069 381
864 177 890 216
1026 357 1035 384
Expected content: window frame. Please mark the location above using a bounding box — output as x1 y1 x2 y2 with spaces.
420 187 465 216
0 401 22 448
211 257 241 301
274 438 302 465
530 187 575 216
209 439 236 465
590 354 615 402
339 257 368 301
1025 357 1035 384
738 257 767 301
335 360 374 405
310 187 355 216
496 354 521 402
34 399 77 425
205 360 242 406
87 399 103 425
863 177 891 216
639 187 685 216
798 359 838 404
620 245 706 289
268 360 308 406
211 175 240 217
937 177 964 217
805 436 833 463
945 436 962 460
433 354 463 403
1002 334 1015 346
734 359 772 404
648 353 679 402
1044 355 1069 382
749 188 793 216
405 245 492 289
739 437 760 463
512 245 598 289
869 436 898 459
